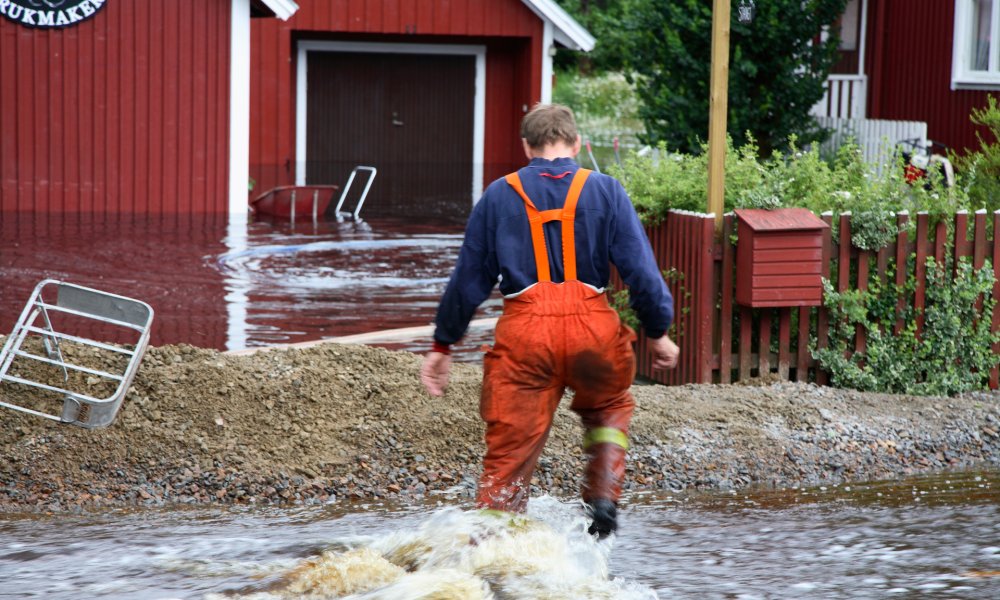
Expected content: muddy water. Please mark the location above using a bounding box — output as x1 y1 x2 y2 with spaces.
2 471 997 599
0 214 499 360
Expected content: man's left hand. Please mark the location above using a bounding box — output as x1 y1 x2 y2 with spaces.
420 351 452 396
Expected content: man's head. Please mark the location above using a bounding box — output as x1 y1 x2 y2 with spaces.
520 103 581 159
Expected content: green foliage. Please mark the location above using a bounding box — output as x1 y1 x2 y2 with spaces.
609 288 640 331
610 135 969 250
607 135 768 222
557 0 847 155
849 209 898 253
814 257 1000 397
955 95 1000 214
553 70 644 146
609 269 688 336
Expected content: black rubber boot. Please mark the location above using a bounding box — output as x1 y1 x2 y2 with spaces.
586 498 618 539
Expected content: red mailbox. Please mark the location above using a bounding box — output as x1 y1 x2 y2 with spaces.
735 208 829 307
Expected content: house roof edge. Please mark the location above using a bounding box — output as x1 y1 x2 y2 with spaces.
254 0 299 21
521 0 596 52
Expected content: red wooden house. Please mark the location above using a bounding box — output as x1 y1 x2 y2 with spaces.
816 0 999 155
1 0 590 217
0 0 298 216
249 0 594 219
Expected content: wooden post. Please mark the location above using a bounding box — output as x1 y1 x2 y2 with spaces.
707 0 731 233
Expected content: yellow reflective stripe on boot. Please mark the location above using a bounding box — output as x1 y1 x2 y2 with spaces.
477 509 533 530
478 509 512 519
583 427 629 451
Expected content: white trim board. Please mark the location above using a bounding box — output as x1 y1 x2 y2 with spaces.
541 20 554 103
295 40 487 205
229 0 251 216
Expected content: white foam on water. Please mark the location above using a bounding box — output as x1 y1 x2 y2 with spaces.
208 496 658 599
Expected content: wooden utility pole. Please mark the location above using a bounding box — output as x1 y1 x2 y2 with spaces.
707 0 731 233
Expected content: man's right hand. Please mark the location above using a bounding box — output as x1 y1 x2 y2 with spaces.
648 335 679 370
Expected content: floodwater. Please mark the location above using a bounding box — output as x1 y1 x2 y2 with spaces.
0 214 500 360
1 471 998 599
4 216 1000 597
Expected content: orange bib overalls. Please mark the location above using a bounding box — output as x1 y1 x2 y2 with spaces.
477 168 638 512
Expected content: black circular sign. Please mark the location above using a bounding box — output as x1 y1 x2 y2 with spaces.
1 0 107 29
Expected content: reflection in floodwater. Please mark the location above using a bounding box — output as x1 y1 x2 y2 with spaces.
1 471 997 599
0 214 500 360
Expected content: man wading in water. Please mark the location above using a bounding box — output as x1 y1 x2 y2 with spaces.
421 103 678 538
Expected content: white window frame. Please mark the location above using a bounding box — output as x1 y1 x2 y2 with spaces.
295 41 487 205
953 0 1000 89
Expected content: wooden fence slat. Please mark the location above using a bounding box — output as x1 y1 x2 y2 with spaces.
934 220 947 266
651 222 662 383
698 215 715 383
838 213 851 292
778 307 791 379
759 309 772 376
679 215 690 384
676 214 689 385
992 211 999 388
740 305 752 380
894 212 910 335
876 245 889 284
915 213 929 336
974 210 987 270
796 306 810 382
720 214 735 383
955 211 969 278
816 213 834 386
856 250 870 355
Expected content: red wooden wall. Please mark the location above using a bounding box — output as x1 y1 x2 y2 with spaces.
0 0 231 215
866 0 994 155
249 0 543 198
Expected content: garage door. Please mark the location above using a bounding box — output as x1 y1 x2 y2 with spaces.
305 51 475 219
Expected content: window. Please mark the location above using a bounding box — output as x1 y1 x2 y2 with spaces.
954 0 1000 88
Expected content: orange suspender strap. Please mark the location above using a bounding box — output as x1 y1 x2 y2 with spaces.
503 168 592 283
560 168 590 280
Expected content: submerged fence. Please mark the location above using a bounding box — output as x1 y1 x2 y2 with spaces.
617 210 1000 389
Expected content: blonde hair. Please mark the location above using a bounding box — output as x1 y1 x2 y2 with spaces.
520 103 579 149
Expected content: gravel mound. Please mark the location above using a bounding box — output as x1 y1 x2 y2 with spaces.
1 342 998 513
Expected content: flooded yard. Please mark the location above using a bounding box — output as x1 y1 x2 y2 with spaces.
0 214 499 359
3 214 1000 599
1 471 997 599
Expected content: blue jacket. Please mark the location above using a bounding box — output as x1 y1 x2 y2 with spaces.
433 157 674 345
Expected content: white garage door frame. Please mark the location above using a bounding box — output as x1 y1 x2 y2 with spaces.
295 40 487 205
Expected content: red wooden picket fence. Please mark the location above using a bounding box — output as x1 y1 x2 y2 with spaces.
616 209 1000 388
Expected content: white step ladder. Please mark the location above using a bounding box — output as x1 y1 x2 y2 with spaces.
333 165 377 220
0 280 154 428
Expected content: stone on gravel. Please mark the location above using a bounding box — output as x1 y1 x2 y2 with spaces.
0 341 998 513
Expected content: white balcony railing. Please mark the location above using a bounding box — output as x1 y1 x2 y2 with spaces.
811 74 867 119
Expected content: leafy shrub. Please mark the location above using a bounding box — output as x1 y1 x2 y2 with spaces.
814 257 1000 396
611 134 969 250
609 288 640 331
554 70 643 146
955 94 1000 215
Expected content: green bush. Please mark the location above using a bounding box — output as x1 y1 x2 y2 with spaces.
955 94 1000 215
554 70 644 145
610 135 969 250
814 257 1000 396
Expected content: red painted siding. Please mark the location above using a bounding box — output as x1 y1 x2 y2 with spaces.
866 0 993 155
0 0 231 215
249 0 544 198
